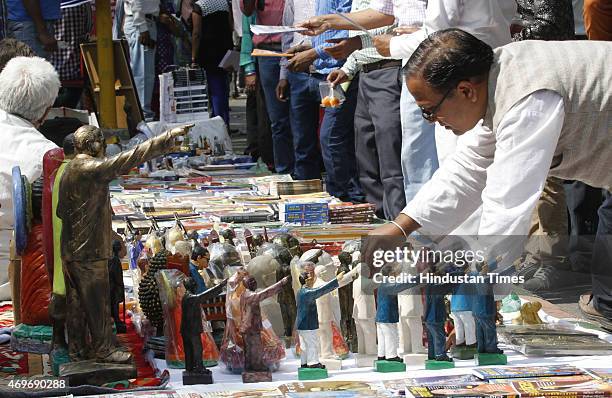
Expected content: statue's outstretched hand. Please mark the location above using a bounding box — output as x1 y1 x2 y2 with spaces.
336 271 345 281
169 123 195 138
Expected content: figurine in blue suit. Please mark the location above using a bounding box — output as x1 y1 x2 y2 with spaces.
296 262 344 369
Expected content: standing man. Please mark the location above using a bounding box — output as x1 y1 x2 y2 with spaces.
5 0 59 58
371 29 612 325
123 0 159 121
242 0 294 175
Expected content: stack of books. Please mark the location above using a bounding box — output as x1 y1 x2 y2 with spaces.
328 203 376 224
280 202 329 225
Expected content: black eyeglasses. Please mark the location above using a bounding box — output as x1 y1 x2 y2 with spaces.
420 87 454 122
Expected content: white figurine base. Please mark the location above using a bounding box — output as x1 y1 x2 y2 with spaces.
403 353 427 366
320 358 343 370
354 354 378 368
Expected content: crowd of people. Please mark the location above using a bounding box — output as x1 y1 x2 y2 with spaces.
0 0 611 325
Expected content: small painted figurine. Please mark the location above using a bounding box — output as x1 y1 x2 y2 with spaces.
239 275 290 374
189 244 208 292
337 251 357 352
108 239 127 333
180 278 227 376
471 282 503 355
450 284 476 349
295 262 344 369
424 284 452 362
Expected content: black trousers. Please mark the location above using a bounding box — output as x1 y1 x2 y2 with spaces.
354 67 405 220
245 73 274 166
182 332 203 372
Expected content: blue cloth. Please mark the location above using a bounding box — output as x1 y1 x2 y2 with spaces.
286 71 323 180
375 280 414 323
424 292 446 324
311 0 352 74
471 282 501 354
6 0 60 21
256 57 294 174
450 283 473 312
124 14 157 121
128 240 143 270
189 263 207 294
206 68 230 126
425 322 446 359
6 20 54 58
400 84 437 202
296 278 339 330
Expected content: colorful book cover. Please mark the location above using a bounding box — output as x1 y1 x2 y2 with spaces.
405 383 519 398
403 375 485 387
473 365 585 380
510 375 612 397
585 369 612 382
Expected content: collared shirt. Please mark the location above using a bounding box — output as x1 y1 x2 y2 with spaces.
279 0 316 79
311 0 352 74
242 0 285 46
296 278 339 330
6 0 61 21
123 0 160 33
402 90 564 240
388 0 516 59
0 109 57 232
340 0 398 79
360 0 426 52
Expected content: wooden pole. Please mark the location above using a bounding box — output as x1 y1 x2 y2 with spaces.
96 0 117 128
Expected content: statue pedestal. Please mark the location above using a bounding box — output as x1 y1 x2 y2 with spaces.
475 353 507 366
451 345 477 360
403 353 427 366
320 358 342 370
355 354 377 367
298 367 328 380
425 359 455 370
183 370 214 385
374 360 406 373
242 371 272 383
59 360 137 386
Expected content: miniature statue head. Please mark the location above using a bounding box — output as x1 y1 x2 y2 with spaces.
271 233 302 257
246 254 280 288
183 277 197 294
243 276 258 292
220 228 235 245
338 251 352 267
145 234 163 256
62 133 76 160
174 240 192 257
298 261 316 287
74 125 106 158
252 233 265 248
166 225 185 253
191 244 209 270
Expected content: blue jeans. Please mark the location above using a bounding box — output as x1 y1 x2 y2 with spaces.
257 57 294 174
425 322 446 360
206 68 230 126
472 288 502 354
288 71 363 201
124 15 157 121
592 191 612 318
400 83 438 202
7 20 55 59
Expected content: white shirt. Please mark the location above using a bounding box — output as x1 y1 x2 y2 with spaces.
402 90 565 238
0 109 58 232
123 0 160 32
389 0 516 59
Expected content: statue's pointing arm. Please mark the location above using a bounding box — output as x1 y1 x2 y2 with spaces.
194 278 228 304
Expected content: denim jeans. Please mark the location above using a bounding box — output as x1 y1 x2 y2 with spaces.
425 322 446 360
206 68 230 126
287 71 363 201
257 57 294 174
592 191 612 318
124 15 157 121
6 20 55 59
400 82 438 202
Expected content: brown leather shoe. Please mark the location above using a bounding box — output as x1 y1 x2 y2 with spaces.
579 293 612 330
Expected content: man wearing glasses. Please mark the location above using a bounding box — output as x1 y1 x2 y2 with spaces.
370 28 612 327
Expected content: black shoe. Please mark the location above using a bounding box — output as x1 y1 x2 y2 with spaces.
309 363 326 369
466 343 477 349
386 356 403 363
434 354 453 362
377 356 385 361
522 264 588 292
300 364 309 369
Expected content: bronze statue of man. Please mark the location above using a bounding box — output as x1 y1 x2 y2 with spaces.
57 124 192 363
239 275 289 373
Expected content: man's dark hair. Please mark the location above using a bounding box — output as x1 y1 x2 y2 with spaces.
404 28 494 93
63 133 76 157
299 272 309 286
191 244 208 261
0 39 35 71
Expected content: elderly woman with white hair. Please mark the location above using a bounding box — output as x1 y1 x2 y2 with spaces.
0 56 60 300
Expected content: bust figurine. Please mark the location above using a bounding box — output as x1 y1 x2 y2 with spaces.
180 277 227 384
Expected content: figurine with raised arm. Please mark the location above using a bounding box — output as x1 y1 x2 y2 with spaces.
57 124 193 364
180 277 228 384
239 275 290 382
295 262 344 380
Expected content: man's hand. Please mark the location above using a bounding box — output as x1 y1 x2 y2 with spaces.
323 37 362 60
373 34 392 57
287 43 312 54
170 123 195 138
287 49 317 73
245 74 257 94
327 69 348 86
276 78 289 101
38 30 58 52
393 26 419 35
159 13 182 37
139 31 156 48
297 17 331 36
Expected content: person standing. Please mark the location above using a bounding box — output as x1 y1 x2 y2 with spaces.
5 0 60 58
191 0 234 126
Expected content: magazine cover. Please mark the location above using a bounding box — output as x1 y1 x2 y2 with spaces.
278 381 377 397
585 369 612 382
511 375 612 397
405 383 519 398
404 375 485 387
473 365 585 380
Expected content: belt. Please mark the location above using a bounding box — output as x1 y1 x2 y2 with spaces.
256 42 282 51
362 59 402 73
145 14 158 21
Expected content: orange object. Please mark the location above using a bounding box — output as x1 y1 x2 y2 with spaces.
329 97 340 107
321 96 332 107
